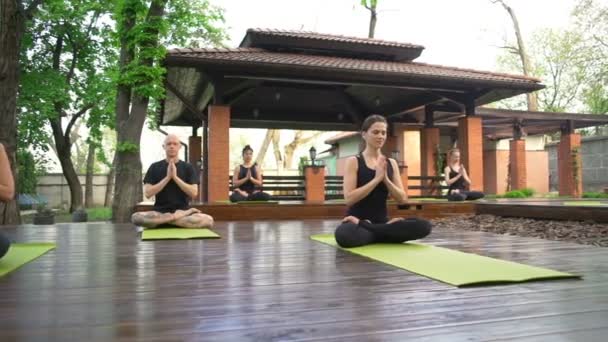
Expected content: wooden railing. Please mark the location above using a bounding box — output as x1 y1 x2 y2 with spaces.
228 174 449 201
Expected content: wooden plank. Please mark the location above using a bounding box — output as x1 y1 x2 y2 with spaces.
1 220 606 341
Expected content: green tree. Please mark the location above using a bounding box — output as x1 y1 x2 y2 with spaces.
574 0 608 134
18 0 116 212
111 0 226 222
496 28 589 113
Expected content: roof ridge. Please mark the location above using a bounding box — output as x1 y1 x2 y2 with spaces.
247 28 425 49
168 47 265 54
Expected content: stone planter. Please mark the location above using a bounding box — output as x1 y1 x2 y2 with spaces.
33 214 55 225
72 209 88 222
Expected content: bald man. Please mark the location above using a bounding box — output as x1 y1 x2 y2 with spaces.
131 134 214 228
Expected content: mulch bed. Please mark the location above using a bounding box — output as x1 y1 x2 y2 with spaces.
432 214 608 247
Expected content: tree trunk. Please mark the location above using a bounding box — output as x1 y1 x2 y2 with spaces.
50 114 84 212
85 143 95 208
104 152 116 207
271 130 283 171
113 94 148 222
0 0 38 224
283 131 324 169
255 129 274 166
112 0 168 223
368 9 377 38
112 146 143 223
59 149 84 212
496 0 539 111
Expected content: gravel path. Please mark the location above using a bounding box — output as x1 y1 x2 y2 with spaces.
431 214 608 247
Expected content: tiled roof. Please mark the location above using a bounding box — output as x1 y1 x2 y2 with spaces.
244 28 425 50
167 48 542 86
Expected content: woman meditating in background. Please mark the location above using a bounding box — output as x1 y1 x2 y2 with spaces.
334 115 432 248
230 145 271 202
444 148 485 201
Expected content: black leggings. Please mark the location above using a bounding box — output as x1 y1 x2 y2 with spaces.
447 191 485 201
230 191 272 202
334 218 432 248
0 233 10 259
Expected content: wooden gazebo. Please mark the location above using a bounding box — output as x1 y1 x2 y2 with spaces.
161 29 608 201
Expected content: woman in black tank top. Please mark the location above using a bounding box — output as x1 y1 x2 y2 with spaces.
334 115 432 248
230 145 271 202
443 148 485 202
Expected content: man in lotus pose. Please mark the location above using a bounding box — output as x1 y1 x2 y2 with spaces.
131 134 213 228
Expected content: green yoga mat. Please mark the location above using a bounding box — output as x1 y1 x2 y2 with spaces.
0 243 56 277
311 234 579 287
214 200 279 205
142 228 220 240
563 201 606 206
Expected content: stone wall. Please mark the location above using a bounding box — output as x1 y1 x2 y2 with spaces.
547 135 608 192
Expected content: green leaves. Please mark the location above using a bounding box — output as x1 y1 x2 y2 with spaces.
116 141 139 153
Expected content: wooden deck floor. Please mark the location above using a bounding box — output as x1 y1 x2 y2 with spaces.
1 220 607 341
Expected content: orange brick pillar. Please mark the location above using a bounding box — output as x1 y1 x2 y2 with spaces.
305 165 326 203
188 136 202 202
558 133 582 197
457 116 483 191
207 105 230 202
509 139 527 190
421 127 440 196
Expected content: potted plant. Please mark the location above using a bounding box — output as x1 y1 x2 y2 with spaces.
72 207 88 222
33 204 55 225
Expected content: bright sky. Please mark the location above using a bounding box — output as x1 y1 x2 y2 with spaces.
219 0 581 71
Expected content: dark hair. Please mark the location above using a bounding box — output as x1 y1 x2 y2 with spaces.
361 114 387 132
242 145 253 156
447 148 460 159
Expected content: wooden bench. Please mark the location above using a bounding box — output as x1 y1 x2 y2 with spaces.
408 175 450 198
325 175 449 199
227 174 449 201
229 175 305 201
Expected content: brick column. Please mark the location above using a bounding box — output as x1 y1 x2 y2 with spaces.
509 139 527 190
207 105 230 202
188 136 202 202
558 133 582 197
457 116 483 191
304 166 326 203
421 127 440 195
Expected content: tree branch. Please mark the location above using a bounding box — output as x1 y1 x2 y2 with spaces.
24 0 45 20
497 45 520 54
64 104 94 144
593 35 608 48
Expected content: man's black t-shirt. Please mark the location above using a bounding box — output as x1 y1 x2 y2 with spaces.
143 160 199 213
